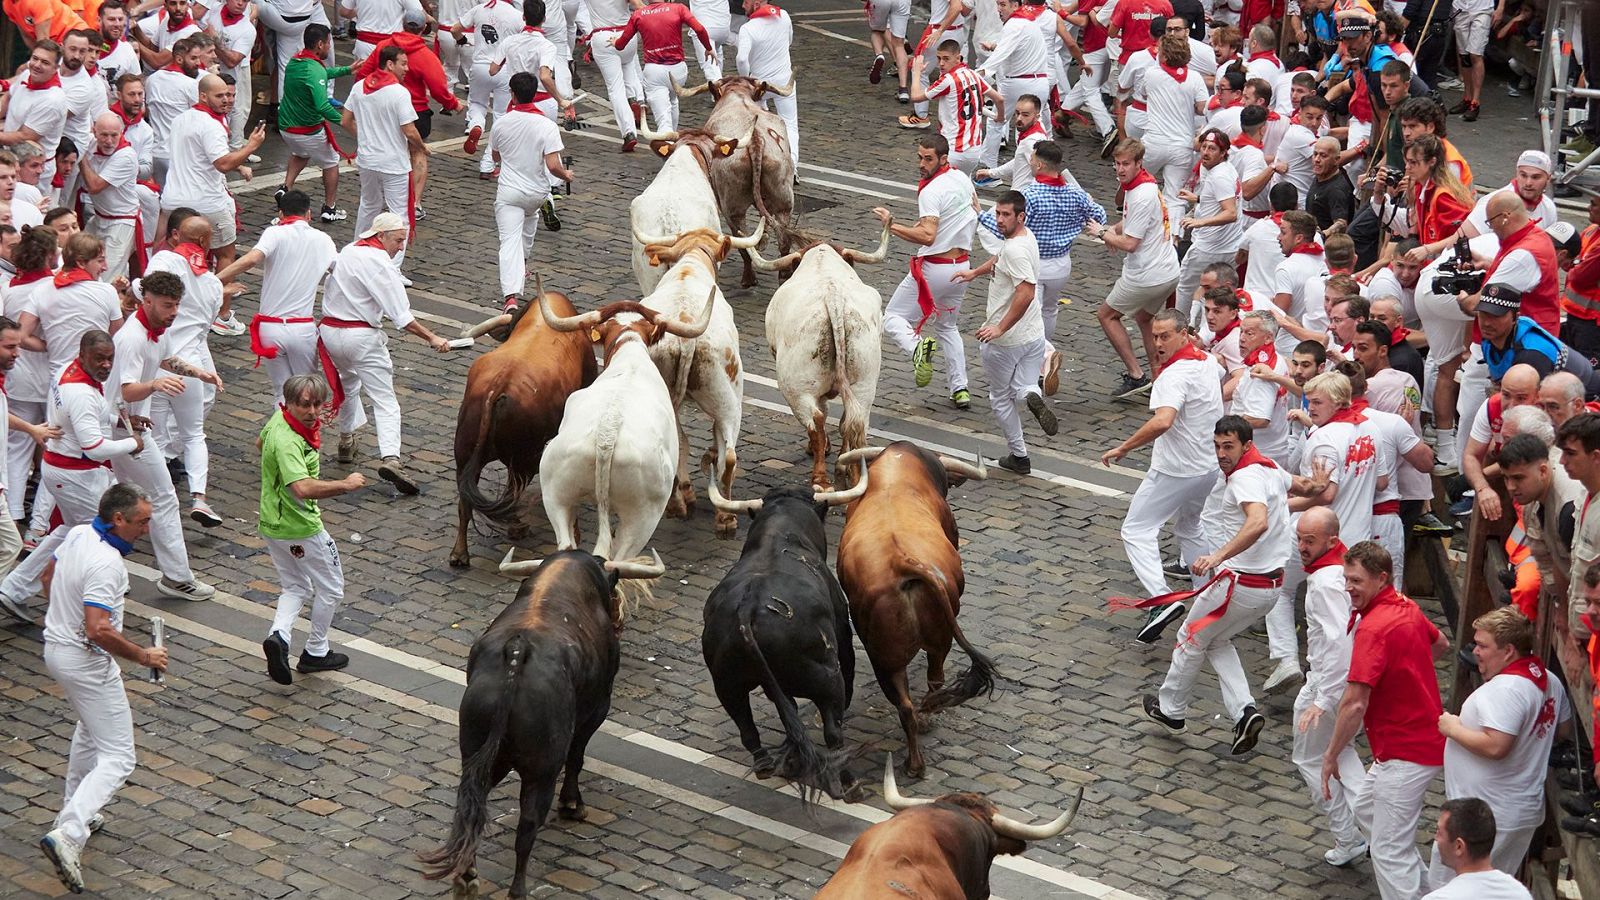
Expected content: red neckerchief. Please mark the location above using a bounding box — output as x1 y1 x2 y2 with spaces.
52 266 93 288
1120 168 1157 192
135 305 166 340
191 102 226 127
918 164 951 193
1236 288 1254 311
1209 317 1240 348
276 215 307 226
1349 397 1369 414
1232 131 1262 149
363 70 399 93
59 359 102 393
1390 326 1410 346
1270 210 1286 226
1349 583 1403 632
174 241 209 274
110 101 143 126
1226 442 1278 480
747 3 783 16
1018 120 1047 141
1500 655 1548 691
291 48 325 62
165 10 195 31
1327 404 1367 425
1158 62 1188 82
1245 340 1288 398
98 37 122 59
10 268 50 287
280 403 321 449
1157 340 1209 376
1010 3 1046 18
1289 242 1324 256
1264 109 1281 121
219 4 245 25
161 62 186 73
521 25 544 32
1251 50 1280 67
50 167 65 190
506 101 544 114
355 235 387 251
23 72 61 91
1305 540 1346 573
1035 171 1067 186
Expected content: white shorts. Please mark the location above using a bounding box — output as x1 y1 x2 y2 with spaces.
1104 275 1176 316
867 0 910 38
163 198 238 248
1453 10 1491 56
283 128 342 169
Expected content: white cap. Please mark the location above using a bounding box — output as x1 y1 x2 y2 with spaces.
1546 220 1582 256
359 211 408 239
1516 149 1554 174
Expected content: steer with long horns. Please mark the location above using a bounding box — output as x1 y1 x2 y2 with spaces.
664 75 797 287
702 467 868 800
536 289 714 562
835 441 995 779
757 226 890 490
449 285 598 568
630 121 750 295
632 224 763 537
421 549 666 900
814 759 1083 900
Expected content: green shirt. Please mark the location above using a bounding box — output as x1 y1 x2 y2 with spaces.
259 410 323 540
278 56 351 130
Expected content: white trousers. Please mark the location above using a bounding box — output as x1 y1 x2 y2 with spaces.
87 217 136 282
319 325 403 458
949 147 984 176
1373 512 1405 590
911 36 942 118
495 185 548 298
1038 256 1070 349
466 62 511 173
44 644 135 851
150 376 216 496
355 169 411 270
439 32 471 91
3 464 110 602
981 75 1048 168
110 445 195 584
1414 284 1472 368
1353 758 1439 900
1143 141 1195 223
591 30 644 136
1158 580 1277 720
1291 682 1369 851
267 530 345 657
1062 47 1114 134
227 66 252 148
1121 469 1215 597
642 61 688 132
884 262 970 393
1269 526 1304 663
1456 349 1491 449
760 91 800 167
0 509 21 578
257 321 319 404
692 21 730 81
1426 821 1537 887
980 339 1046 456
7 397 44 521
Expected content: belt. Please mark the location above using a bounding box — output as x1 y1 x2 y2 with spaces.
1108 567 1283 645
1128 99 1147 111
319 316 377 329
918 252 969 265
1014 72 1048 78
356 29 392 44
1243 209 1269 218
908 252 969 336
283 12 310 21
43 450 109 471
250 314 315 367
90 208 147 275
1373 499 1401 516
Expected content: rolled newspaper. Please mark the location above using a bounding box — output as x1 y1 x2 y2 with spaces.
149 616 165 684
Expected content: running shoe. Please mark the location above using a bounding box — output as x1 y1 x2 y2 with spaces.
319 205 347 222
869 54 885 84
463 124 483 154
540 197 562 231
912 336 937 387
951 388 971 409
897 114 931 129
189 500 223 528
1026 393 1058 435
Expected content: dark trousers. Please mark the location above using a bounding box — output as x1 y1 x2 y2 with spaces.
1350 203 1385 271
1405 18 1452 88
1562 316 1600 369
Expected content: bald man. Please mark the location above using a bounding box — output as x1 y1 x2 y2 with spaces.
1541 371 1590 428
1290 506 1370 868
1307 137 1355 235
1461 364 1542 523
160 73 268 274
79 111 143 280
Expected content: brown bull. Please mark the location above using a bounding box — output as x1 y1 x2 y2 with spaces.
670 75 796 287
835 442 994 778
449 286 599 568
815 759 1082 900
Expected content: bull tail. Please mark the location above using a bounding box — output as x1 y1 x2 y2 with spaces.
746 122 791 250
899 557 999 713
736 601 838 803
457 390 530 524
593 410 618 559
419 636 529 881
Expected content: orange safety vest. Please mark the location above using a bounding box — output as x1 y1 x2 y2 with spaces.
1564 224 1600 323
1442 139 1473 192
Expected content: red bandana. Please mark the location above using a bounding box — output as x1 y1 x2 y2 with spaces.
918 164 951 193
166 11 195 31
1289 242 1324 256
1011 3 1046 18
219 4 244 25
363 70 399 93
1120 168 1157 192
747 3 783 16
1390 326 1410 346
1252 50 1280 67
23 72 61 91
52 267 93 288
355 235 387 251
1500 655 1548 690
1035 171 1067 186
110 101 143 126
1243 341 1276 369
191 102 226 126
1305 540 1346 573
1018 120 1047 142
10 268 50 287
59 359 102 393
174 241 209 274
1158 63 1188 82
291 49 325 62
98 38 122 59
1327 404 1367 425
1226 442 1278 480
1208 317 1239 348
161 62 186 73
276 215 307 226
280 403 321 449
506 101 544 115
1156 340 1209 376
1232 131 1262 149
135 305 165 340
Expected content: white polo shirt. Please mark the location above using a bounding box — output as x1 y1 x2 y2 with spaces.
1120 179 1179 285
1149 353 1225 478
254 221 337 319
916 167 978 257
161 107 231 210
142 67 199 156
40 279 123 380
345 78 418 176
85 144 140 218
42 522 132 652
109 309 165 417
490 109 564 198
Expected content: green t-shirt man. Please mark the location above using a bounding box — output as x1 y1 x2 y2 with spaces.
259 409 324 540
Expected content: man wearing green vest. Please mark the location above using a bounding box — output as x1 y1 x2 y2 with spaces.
277 22 351 223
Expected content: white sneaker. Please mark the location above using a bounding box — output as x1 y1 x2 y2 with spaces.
0 590 33 623
40 828 83 892
1432 427 1459 476
157 576 215 600
211 313 247 337
1324 841 1368 867
189 500 223 528
87 813 105 835
1263 659 1303 693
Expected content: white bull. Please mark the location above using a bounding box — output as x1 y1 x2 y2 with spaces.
631 225 764 538
536 290 715 562
629 128 747 295
754 228 891 491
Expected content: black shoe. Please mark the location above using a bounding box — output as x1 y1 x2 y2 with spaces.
1163 560 1190 578
1113 372 1151 400
1562 812 1600 836
997 453 1031 475
1142 694 1186 734
1448 98 1470 115
273 186 287 208
1558 768 1590 792
1462 103 1479 122
263 633 292 685
1136 603 1186 644
1026 392 1058 436
1231 706 1265 755
1412 512 1452 535
166 456 187 480
296 650 350 674
1100 129 1119 159
1561 791 1600 817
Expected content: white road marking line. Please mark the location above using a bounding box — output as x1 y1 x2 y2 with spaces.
799 161 919 192
787 7 873 16
230 134 470 196
797 175 911 202
796 21 873 47
122 582 1139 900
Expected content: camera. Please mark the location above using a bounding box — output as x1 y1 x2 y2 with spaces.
1434 236 1486 295
1383 167 1401 187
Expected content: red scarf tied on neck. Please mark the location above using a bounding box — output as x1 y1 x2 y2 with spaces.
1390 326 1410 346
746 3 783 17
1120 167 1158 193
191 102 226 126
1157 340 1210 376
1305 540 1346 573
1208 317 1239 348
219 4 245 25
1010 3 1046 19
166 10 195 31
52 266 93 288
1289 241 1324 256
110 101 143 126
1226 442 1278 480
918 163 951 193
291 48 325 63
1018 120 1047 142
1035 171 1067 186
10 268 50 287
1158 62 1188 83
135 305 166 340
1243 341 1287 397
1500 655 1548 690
59 359 102 393
1232 131 1262 150
363 70 399 93
174 241 209 275
1251 50 1280 67
505 101 544 115
280 403 321 449
1327 403 1367 425
23 72 61 91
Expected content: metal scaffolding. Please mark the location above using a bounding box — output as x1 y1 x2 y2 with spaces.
1538 0 1600 192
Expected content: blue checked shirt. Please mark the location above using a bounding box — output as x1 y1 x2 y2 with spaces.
977 180 1107 261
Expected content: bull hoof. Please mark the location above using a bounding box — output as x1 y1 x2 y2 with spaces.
452 876 480 900
835 770 867 803
558 802 587 821
752 751 777 779
714 511 738 538
903 759 926 780
665 496 688 519
740 273 757 289
448 550 471 568
676 484 698 517
811 473 834 493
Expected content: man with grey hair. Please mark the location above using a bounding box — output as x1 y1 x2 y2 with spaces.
1499 430 1583 619
78 112 142 280
1368 295 1426 390
1231 309 1291 464
1503 404 1557 448
3 145 46 228
1540 371 1590 429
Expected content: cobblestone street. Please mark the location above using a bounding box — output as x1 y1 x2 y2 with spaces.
0 3 1563 896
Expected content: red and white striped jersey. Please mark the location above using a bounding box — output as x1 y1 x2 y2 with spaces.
926 64 990 153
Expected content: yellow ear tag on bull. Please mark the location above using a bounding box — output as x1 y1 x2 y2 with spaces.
717 142 735 157
589 327 601 342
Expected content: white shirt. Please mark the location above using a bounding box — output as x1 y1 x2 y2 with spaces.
11 196 43 230
497 27 558 79
1422 870 1532 900
1304 417 1378 546
41 280 122 381
1301 559 1353 712
992 124 1050 191
4 81 67 165
463 0 528 65
345 79 417 176
1362 405 1421 506
984 14 1048 79
1366 266 1418 327
1233 354 1291 463
7 278 52 402
916 167 978 257
124 118 155 180
735 8 793 84
58 66 109 158
1231 141 1269 215
95 40 140 90
1274 123 1317 199
323 242 415 328
1141 63 1207 146
109 308 165 417
253 220 337 319
1207 103 1243 138
1120 180 1179 285
489 109 563 198
983 229 1042 347
1190 160 1242 255
202 5 259 79
42 523 131 652
585 0 632 29
1466 184 1559 235
146 9 201 51
161 107 231 209
1245 53 1283 83
84 144 140 218
1367 369 1429 500
143 251 221 366
1187 38 1217 78
1149 355 1225 478
688 0 729 30
349 0 407 36
45 371 136 464
1444 668 1569 829
1273 249 1329 356
1211 461 1291 573
143 68 199 157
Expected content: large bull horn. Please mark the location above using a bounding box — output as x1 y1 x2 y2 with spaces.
499 547 544 577
761 78 795 97
812 461 868 506
727 218 765 250
659 286 717 339
461 313 513 338
748 244 803 272
939 448 988 481
990 787 1084 841
672 80 713 98
882 756 933 810
637 124 679 142
632 221 681 247
604 549 667 579
708 477 763 515
842 226 892 265
539 290 601 333
837 447 886 466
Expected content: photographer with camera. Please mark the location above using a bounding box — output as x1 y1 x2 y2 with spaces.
1373 135 1475 252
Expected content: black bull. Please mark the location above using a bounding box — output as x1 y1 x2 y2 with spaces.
420 552 622 900
701 487 860 799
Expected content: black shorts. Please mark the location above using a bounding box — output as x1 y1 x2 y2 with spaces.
415 108 433 141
